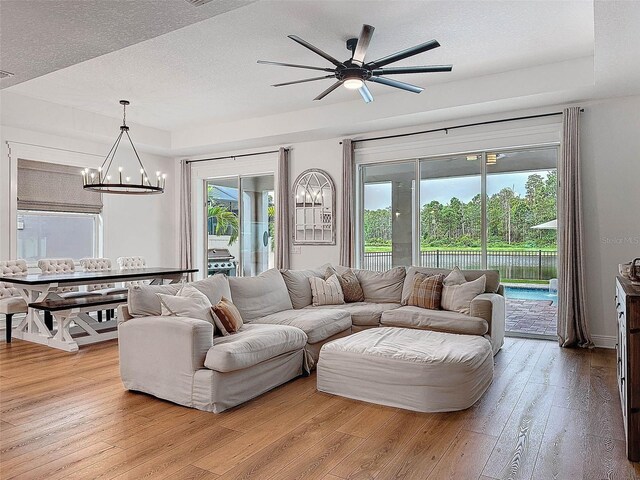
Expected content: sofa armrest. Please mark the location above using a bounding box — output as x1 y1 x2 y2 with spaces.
497 284 505 297
118 316 213 404
470 293 505 354
117 305 133 323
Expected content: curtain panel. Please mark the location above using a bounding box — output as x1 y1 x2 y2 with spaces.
179 159 194 280
276 147 290 269
340 139 355 267
557 107 592 348
17 159 103 214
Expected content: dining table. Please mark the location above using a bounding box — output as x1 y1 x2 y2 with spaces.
0 267 197 352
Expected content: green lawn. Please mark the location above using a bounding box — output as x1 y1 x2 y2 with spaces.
364 245 558 253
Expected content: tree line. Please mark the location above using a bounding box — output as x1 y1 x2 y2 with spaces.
364 171 557 249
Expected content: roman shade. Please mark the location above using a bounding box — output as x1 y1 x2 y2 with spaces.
17 159 102 214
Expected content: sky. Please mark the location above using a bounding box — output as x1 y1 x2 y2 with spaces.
364 171 552 210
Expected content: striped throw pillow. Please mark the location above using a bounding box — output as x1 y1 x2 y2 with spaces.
211 296 244 336
407 273 445 310
309 275 345 306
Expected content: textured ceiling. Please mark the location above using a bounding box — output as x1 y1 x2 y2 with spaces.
4 0 595 131
0 0 256 88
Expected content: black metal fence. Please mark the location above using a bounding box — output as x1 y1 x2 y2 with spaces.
363 249 557 280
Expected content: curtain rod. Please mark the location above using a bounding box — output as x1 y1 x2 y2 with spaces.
341 109 584 145
185 149 280 164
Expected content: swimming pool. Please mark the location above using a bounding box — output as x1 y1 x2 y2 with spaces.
504 286 557 304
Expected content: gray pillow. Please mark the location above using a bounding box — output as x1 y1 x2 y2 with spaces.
338 266 405 303
128 283 180 317
280 264 330 309
228 268 293 322
189 274 231 305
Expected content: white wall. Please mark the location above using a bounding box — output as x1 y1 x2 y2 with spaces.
580 95 640 346
0 126 179 268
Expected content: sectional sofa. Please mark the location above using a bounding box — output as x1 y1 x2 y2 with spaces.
118 265 505 413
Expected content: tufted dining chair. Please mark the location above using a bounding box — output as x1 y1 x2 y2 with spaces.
117 256 148 287
0 260 28 343
38 258 101 328
80 258 126 321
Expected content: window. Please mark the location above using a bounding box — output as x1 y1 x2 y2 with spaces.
17 211 100 262
358 146 558 279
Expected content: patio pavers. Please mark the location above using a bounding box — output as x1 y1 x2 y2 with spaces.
506 298 557 336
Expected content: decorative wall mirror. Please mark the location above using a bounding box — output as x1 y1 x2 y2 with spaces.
292 169 335 245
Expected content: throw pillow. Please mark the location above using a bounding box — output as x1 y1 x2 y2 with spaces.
407 273 445 310
441 275 486 314
325 266 365 303
211 296 244 336
156 285 215 325
309 275 345 306
444 266 467 286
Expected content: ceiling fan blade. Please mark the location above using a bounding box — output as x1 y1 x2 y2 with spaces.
257 60 335 73
352 24 375 66
314 80 343 100
367 39 440 68
273 75 335 87
358 84 374 103
368 76 424 94
371 65 453 75
288 35 344 67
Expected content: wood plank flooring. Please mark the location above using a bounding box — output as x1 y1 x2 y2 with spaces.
1 337 639 480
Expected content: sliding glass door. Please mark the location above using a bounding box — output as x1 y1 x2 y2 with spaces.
358 146 558 338
361 162 415 270
205 174 275 277
420 153 482 270
240 175 275 277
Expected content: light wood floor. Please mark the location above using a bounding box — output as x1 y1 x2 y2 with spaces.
1 337 638 480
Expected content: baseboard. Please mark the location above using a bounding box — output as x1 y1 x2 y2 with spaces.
592 335 616 349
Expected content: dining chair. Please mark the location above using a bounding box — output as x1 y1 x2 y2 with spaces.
80 258 126 321
38 258 101 328
0 260 28 343
116 256 148 287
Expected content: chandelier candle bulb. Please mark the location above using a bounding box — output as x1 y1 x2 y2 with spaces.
118 167 123 183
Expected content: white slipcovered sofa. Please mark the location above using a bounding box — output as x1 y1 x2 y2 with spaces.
118 265 505 413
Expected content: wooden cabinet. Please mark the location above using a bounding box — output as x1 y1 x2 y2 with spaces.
616 276 640 461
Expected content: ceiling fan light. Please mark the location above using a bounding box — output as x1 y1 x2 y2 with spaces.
344 78 364 90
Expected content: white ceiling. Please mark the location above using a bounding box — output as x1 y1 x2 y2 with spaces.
0 0 257 87
3 0 595 131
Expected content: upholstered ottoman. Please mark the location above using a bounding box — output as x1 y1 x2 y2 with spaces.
317 327 493 412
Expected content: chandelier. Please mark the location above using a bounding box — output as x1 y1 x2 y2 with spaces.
82 100 165 195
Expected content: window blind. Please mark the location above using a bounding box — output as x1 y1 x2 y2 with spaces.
17 159 103 214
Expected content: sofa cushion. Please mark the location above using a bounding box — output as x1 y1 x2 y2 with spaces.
157 285 216 326
128 284 181 317
190 274 232 305
229 269 293 322
401 267 500 304
305 302 400 327
253 309 351 344
310 275 345 306
211 297 244 335
204 324 307 373
127 274 230 317
442 275 486 315
407 273 445 310
381 306 488 336
338 266 405 303
280 264 330 309
325 266 365 303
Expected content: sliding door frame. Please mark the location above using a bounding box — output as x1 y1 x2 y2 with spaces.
356 143 560 271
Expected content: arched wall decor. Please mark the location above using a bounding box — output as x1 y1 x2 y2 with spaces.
292 169 336 245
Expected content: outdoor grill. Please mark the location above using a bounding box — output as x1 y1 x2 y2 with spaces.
207 248 236 277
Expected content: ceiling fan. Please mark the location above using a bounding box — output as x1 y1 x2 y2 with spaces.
258 24 452 103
